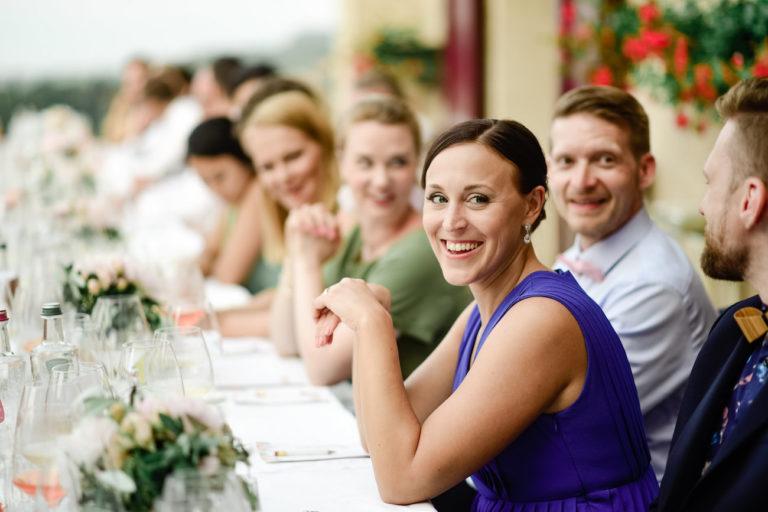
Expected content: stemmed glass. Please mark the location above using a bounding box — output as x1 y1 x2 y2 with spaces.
154 326 214 398
91 295 150 381
117 340 184 400
10 383 71 510
49 362 113 402
167 301 222 356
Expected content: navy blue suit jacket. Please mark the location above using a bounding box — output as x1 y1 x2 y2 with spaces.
656 295 768 511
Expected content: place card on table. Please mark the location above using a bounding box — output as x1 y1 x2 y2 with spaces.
256 442 369 463
234 386 332 406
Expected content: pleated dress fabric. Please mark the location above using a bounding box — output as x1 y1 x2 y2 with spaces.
451 271 658 512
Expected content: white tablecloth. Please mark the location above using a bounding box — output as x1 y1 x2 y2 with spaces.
215 338 436 512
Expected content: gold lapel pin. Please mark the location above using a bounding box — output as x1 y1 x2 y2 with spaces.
734 307 768 343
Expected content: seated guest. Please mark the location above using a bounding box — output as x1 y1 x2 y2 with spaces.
186 117 276 294
549 86 717 479
314 119 658 509
233 90 339 339
227 64 277 120
655 77 768 511
102 57 150 143
274 97 471 384
192 57 241 119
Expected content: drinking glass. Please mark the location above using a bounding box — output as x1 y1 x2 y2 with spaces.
49 362 113 403
91 295 150 380
0 354 27 510
117 340 184 400
154 326 213 398
167 301 221 356
10 383 70 510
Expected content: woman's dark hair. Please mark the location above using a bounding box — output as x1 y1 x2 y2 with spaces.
421 119 548 230
236 77 317 135
187 117 253 171
228 64 277 97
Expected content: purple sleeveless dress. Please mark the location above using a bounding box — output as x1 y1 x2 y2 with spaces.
452 271 658 511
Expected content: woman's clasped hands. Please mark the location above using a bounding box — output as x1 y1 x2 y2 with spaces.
313 279 392 347
285 204 341 261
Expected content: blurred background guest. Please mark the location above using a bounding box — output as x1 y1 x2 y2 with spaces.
227 63 277 120
192 56 242 120
101 57 150 144
187 117 271 293
219 88 337 337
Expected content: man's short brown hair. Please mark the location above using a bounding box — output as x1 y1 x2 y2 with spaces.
716 77 768 185
553 85 650 160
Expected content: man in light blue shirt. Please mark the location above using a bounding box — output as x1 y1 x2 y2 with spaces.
548 86 717 481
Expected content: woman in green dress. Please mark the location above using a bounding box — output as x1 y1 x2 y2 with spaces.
271 96 471 384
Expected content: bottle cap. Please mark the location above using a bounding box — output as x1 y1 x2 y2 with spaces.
41 302 62 317
0 309 7 322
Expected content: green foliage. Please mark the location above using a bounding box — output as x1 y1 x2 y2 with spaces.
0 79 116 133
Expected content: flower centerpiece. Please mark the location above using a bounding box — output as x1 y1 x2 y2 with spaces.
62 254 162 330
65 395 257 511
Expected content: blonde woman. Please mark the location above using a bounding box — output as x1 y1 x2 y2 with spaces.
235 90 340 340
274 97 471 385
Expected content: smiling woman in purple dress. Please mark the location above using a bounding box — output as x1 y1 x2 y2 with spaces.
313 119 658 511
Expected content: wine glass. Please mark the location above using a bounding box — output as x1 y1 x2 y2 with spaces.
154 326 214 398
11 383 70 510
49 362 113 402
117 340 184 400
91 295 150 380
167 301 222 356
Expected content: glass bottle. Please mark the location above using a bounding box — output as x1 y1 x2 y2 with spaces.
30 303 77 382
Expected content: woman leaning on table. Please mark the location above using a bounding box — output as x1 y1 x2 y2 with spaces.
225 89 338 338
313 119 658 510
273 96 471 385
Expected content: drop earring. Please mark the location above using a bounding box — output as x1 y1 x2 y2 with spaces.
523 224 532 244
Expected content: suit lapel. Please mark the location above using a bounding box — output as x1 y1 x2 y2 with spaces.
665 335 753 509
695 335 768 485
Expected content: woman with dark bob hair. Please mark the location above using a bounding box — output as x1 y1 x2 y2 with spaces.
313 119 658 510
187 117 278 336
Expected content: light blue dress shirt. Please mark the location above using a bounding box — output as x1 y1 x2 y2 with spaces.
555 208 717 482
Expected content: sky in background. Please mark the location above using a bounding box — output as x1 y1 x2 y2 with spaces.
0 0 339 80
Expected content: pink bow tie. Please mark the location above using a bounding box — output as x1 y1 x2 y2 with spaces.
557 254 605 282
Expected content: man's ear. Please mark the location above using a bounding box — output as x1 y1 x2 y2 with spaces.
739 177 768 230
638 153 656 191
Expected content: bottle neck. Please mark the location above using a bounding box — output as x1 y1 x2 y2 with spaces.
0 321 11 354
42 316 65 344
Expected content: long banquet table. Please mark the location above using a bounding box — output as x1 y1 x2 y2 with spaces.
215 337 436 512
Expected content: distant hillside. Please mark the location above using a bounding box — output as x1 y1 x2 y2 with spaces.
0 32 333 134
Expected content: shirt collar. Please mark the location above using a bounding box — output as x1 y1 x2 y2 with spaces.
570 207 653 277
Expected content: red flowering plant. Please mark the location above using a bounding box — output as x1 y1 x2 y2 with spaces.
560 0 768 130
